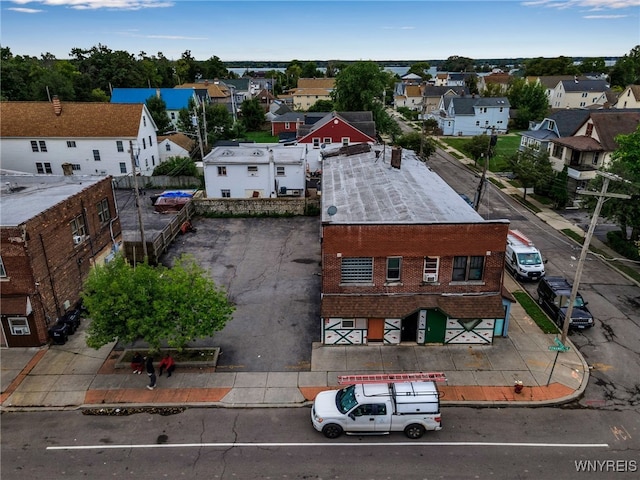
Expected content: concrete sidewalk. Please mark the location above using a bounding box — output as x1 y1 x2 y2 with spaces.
0 275 589 411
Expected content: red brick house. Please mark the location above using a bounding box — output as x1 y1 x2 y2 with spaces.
320 145 510 345
0 174 121 347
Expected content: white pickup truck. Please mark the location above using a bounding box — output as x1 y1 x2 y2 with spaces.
311 381 442 439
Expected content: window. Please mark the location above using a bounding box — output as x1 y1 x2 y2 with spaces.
221 189 231 198
552 144 563 158
142 138 146 149
36 162 52 174
0 256 6 277
547 120 556 131
499 107 504 113
170 112 176 120
285 122 290 129
119 162 127 173
585 123 593 137
592 152 600 166
276 166 285 176
247 165 258 175
71 164 81 171
145 158 149 168
341 257 373 284
9 318 30 336
143 116 147 127
151 155 155 166
423 257 439 282
39 140 47 152
166 143 171 151
475 121 480 126
341 319 355 328
313 138 321 148
70 214 87 238
93 150 101 161
217 166 227 176
116 140 124 152
97 198 110 223
341 137 349 146
67 140 77 148
452 256 485 281
323 137 331 144
31 141 39 152
148 135 152 146
582 92 588 98
386 257 402 281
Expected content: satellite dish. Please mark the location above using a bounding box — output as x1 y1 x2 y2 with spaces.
327 205 338 216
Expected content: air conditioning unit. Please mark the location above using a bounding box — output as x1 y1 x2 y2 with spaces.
13 327 28 335
73 235 85 245
424 274 437 283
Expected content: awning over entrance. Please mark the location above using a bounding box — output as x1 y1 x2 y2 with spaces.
321 293 505 319
0 296 32 316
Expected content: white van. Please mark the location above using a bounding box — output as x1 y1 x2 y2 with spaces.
505 229 545 281
311 379 443 439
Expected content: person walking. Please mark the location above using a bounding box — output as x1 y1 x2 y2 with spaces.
145 356 157 390
130 352 144 374
158 353 176 378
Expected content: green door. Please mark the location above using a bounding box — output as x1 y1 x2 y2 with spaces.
425 309 446 343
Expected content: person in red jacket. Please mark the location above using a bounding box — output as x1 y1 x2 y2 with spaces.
158 353 176 377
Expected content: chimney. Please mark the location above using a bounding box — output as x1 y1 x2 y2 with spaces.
391 147 402 169
156 88 161 98
52 95 62 116
204 79 209 86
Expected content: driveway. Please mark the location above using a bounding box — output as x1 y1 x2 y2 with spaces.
161 216 322 372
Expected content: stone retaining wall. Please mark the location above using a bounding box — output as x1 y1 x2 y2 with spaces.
194 197 320 216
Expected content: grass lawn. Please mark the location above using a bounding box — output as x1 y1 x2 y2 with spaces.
244 130 278 143
512 290 559 334
442 132 522 172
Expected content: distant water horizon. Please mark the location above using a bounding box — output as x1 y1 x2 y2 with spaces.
228 66 437 77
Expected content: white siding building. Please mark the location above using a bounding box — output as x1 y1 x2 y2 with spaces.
203 144 307 199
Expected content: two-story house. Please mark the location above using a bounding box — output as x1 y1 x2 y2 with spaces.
0 174 121 347
393 84 423 111
550 78 609 109
436 96 510 136
203 144 306 199
157 133 195 163
286 78 335 111
547 109 640 201
614 85 640 109
320 144 510 345
0 98 161 177
519 109 590 152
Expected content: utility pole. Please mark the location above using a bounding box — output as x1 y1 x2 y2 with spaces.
192 108 205 160
474 128 497 211
419 92 426 159
129 140 148 261
560 172 630 344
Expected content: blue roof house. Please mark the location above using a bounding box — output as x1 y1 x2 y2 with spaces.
111 88 199 129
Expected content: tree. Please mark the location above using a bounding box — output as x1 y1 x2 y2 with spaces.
583 126 640 243
550 166 569 209
462 134 491 166
524 56 579 76
333 61 387 111
394 132 436 159
301 61 323 78
152 156 198 176
307 99 335 112
406 61 431 81
145 95 173 135
507 78 548 129
82 254 234 352
205 104 234 143
578 57 606 74
202 54 229 79
440 55 475 72
609 45 640 88
507 147 554 200
239 97 265 130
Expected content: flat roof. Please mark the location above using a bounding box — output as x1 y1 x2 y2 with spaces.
321 146 504 224
203 144 305 165
0 174 104 226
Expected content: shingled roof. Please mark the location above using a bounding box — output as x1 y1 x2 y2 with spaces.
0 101 150 138
588 110 640 151
321 294 505 319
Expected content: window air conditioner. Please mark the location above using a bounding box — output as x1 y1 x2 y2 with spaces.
424 274 437 283
73 235 85 245
13 327 28 335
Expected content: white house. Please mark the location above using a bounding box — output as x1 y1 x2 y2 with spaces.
436 96 510 136
614 85 640 109
550 79 609 109
203 144 307 199
157 133 195 163
0 98 160 177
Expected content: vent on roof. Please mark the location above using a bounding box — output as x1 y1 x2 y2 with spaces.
52 95 62 116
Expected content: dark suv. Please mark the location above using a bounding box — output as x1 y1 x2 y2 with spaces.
536 276 594 329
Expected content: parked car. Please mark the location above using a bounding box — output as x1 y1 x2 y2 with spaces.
536 276 594 329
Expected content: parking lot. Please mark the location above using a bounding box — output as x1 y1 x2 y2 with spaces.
161 216 322 372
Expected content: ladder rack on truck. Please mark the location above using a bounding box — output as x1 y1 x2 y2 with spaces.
337 372 447 385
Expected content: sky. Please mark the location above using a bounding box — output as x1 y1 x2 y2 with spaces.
1 0 639 62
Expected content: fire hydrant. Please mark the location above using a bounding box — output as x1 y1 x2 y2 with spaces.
514 380 524 394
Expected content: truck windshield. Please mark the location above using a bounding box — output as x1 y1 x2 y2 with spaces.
335 385 358 414
517 252 542 265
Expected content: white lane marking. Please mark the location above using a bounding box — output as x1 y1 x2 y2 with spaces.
47 442 610 451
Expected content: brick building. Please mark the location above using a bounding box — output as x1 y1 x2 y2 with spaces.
0 174 122 347
320 145 511 345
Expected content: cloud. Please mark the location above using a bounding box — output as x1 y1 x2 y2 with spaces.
522 0 640 9
583 14 629 18
8 0 174 10
7 7 44 13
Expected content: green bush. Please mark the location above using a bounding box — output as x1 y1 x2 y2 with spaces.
606 230 640 261
152 156 198 177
